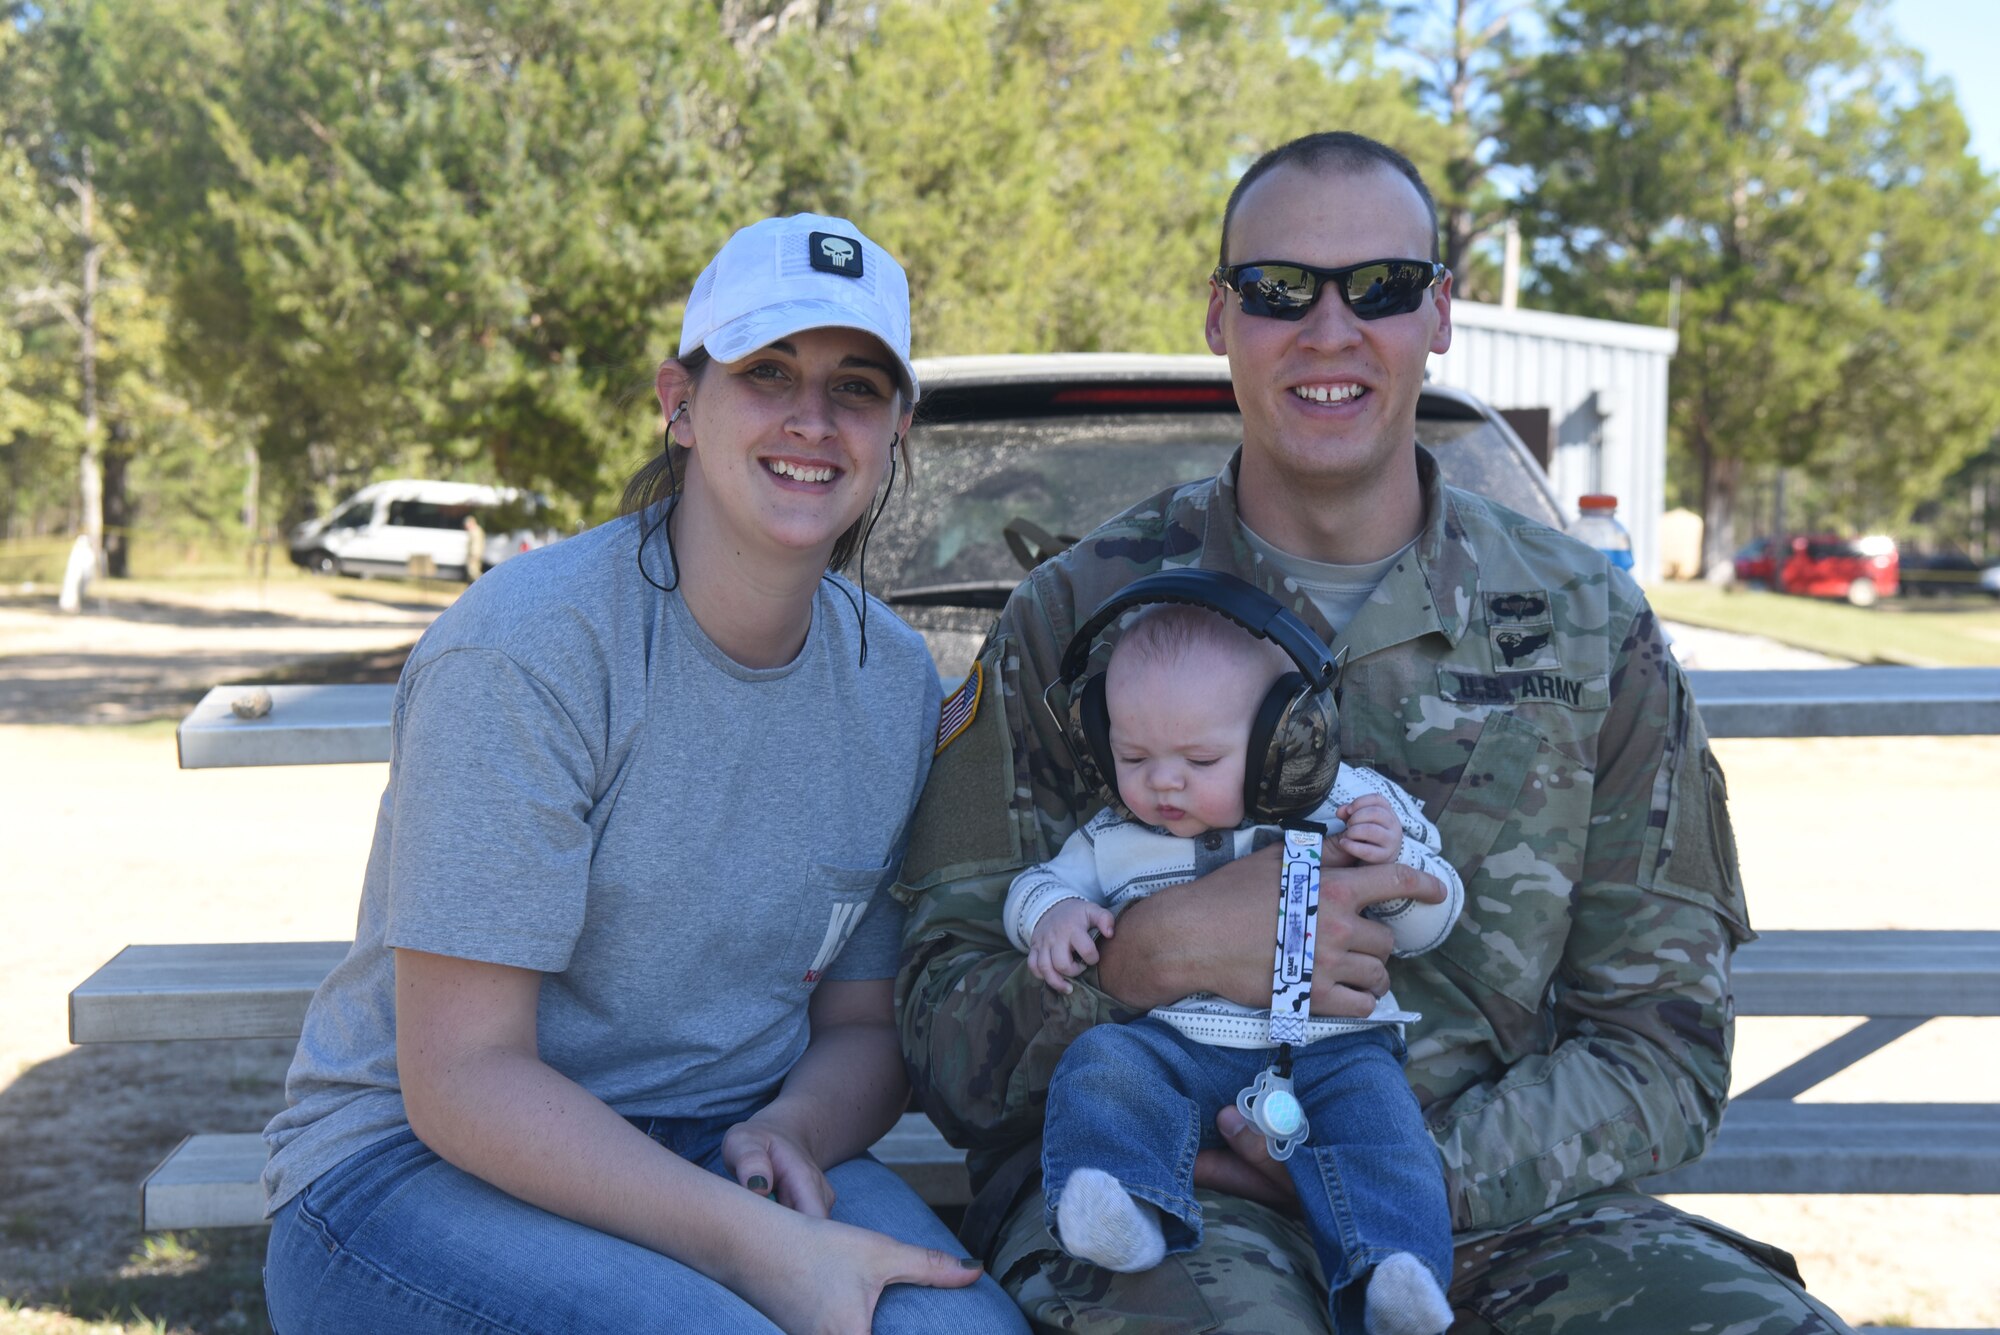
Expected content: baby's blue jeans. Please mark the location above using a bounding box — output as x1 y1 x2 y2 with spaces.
1042 1018 1452 1334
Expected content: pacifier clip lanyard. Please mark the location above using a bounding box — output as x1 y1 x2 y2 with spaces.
1234 821 1322 1161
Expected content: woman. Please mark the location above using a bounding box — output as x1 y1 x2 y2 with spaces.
261 214 1027 1335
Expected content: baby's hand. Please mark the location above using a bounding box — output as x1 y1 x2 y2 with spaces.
1027 898 1116 994
1334 793 1403 866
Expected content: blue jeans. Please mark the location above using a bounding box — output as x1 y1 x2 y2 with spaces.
1042 1019 1451 1334
264 1115 1026 1334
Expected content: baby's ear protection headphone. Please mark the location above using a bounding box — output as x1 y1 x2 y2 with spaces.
1049 569 1344 824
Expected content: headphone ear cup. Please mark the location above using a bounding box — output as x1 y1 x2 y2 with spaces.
1075 673 1117 802
1245 672 1341 823
1245 671 1303 820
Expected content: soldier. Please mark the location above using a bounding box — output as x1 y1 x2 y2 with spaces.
895 132 1857 1333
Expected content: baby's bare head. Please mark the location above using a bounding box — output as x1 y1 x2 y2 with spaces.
1104 603 1290 743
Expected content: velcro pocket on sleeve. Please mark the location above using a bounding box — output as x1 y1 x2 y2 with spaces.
895 660 1022 902
1640 679 1753 944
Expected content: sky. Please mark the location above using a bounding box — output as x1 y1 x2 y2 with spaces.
1884 0 2000 171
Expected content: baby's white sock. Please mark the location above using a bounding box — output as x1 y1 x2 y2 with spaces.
1054 1167 1167 1273
1364 1251 1454 1335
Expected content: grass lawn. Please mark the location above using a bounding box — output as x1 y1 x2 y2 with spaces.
1647 582 2000 667
1 1230 270 1334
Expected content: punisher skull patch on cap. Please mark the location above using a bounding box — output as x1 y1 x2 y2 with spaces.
809 232 863 278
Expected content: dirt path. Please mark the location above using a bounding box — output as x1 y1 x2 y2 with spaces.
2 581 1996 1329
0 576 446 725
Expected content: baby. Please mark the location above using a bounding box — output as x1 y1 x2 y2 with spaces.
1005 602 1464 1335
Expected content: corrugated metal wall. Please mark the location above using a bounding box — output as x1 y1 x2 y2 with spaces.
1428 301 1678 583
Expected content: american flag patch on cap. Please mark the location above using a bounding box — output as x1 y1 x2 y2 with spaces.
935 662 984 754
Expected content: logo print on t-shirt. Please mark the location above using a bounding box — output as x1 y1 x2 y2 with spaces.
802 900 867 984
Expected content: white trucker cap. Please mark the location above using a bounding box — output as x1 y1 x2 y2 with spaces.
678 213 919 402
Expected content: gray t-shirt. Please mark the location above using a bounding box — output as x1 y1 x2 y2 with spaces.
1239 519 1413 635
263 515 943 1212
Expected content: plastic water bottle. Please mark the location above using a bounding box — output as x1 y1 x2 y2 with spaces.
1569 494 1634 572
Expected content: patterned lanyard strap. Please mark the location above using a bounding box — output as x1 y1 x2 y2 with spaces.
1268 823 1323 1047
1235 822 1322 1161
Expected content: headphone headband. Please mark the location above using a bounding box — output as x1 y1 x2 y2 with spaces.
1058 569 1336 689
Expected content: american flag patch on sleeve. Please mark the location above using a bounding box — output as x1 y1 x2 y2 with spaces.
935 662 984 754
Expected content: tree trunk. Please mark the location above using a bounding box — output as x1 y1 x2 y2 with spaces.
242 443 261 537
2 442 18 541
243 443 264 571
72 149 106 575
102 436 131 577
1703 451 1742 576
1974 471 1989 562
1442 0 1478 290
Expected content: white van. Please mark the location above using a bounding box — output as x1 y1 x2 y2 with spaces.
289 479 558 580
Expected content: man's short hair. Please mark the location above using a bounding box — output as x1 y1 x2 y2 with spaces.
1218 131 1440 267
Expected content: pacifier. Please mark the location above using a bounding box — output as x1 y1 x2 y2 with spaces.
1235 1064 1309 1161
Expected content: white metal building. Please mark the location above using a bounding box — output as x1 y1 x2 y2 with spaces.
1427 301 1679 583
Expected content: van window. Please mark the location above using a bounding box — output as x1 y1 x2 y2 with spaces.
478 496 549 531
328 502 373 530
386 500 469 531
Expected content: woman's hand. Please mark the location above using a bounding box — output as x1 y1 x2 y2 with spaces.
394 953 974 1330
722 1116 836 1218
742 1212 985 1335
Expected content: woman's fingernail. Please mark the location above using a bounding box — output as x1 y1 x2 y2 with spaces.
958 1256 982 1269
747 1175 769 1192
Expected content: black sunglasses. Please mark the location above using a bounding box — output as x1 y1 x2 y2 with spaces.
1212 258 1445 322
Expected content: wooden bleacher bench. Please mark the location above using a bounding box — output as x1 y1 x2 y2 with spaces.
171 669 2000 769
72 930 2000 1227
68 941 346 1043
132 1117 973 1234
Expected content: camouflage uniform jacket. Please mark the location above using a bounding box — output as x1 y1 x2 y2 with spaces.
894 447 1752 1254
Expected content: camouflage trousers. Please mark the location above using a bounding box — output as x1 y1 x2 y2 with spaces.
991 1183 1858 1334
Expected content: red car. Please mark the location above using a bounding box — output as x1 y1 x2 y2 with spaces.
1734 534 1898 606
1732 537 1778 587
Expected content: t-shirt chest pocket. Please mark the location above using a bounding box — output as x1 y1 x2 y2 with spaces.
771 860 891 999
1430 710 1585 1012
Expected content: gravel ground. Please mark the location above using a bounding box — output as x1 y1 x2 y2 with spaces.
2 578 1994 1329
0 578 444 726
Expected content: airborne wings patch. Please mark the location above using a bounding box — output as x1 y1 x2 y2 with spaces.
1487 590 1550 621
936 662 984 754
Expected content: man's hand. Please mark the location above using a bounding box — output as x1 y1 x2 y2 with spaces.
1096 844 1446 1016
1192 1104 1299 1211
